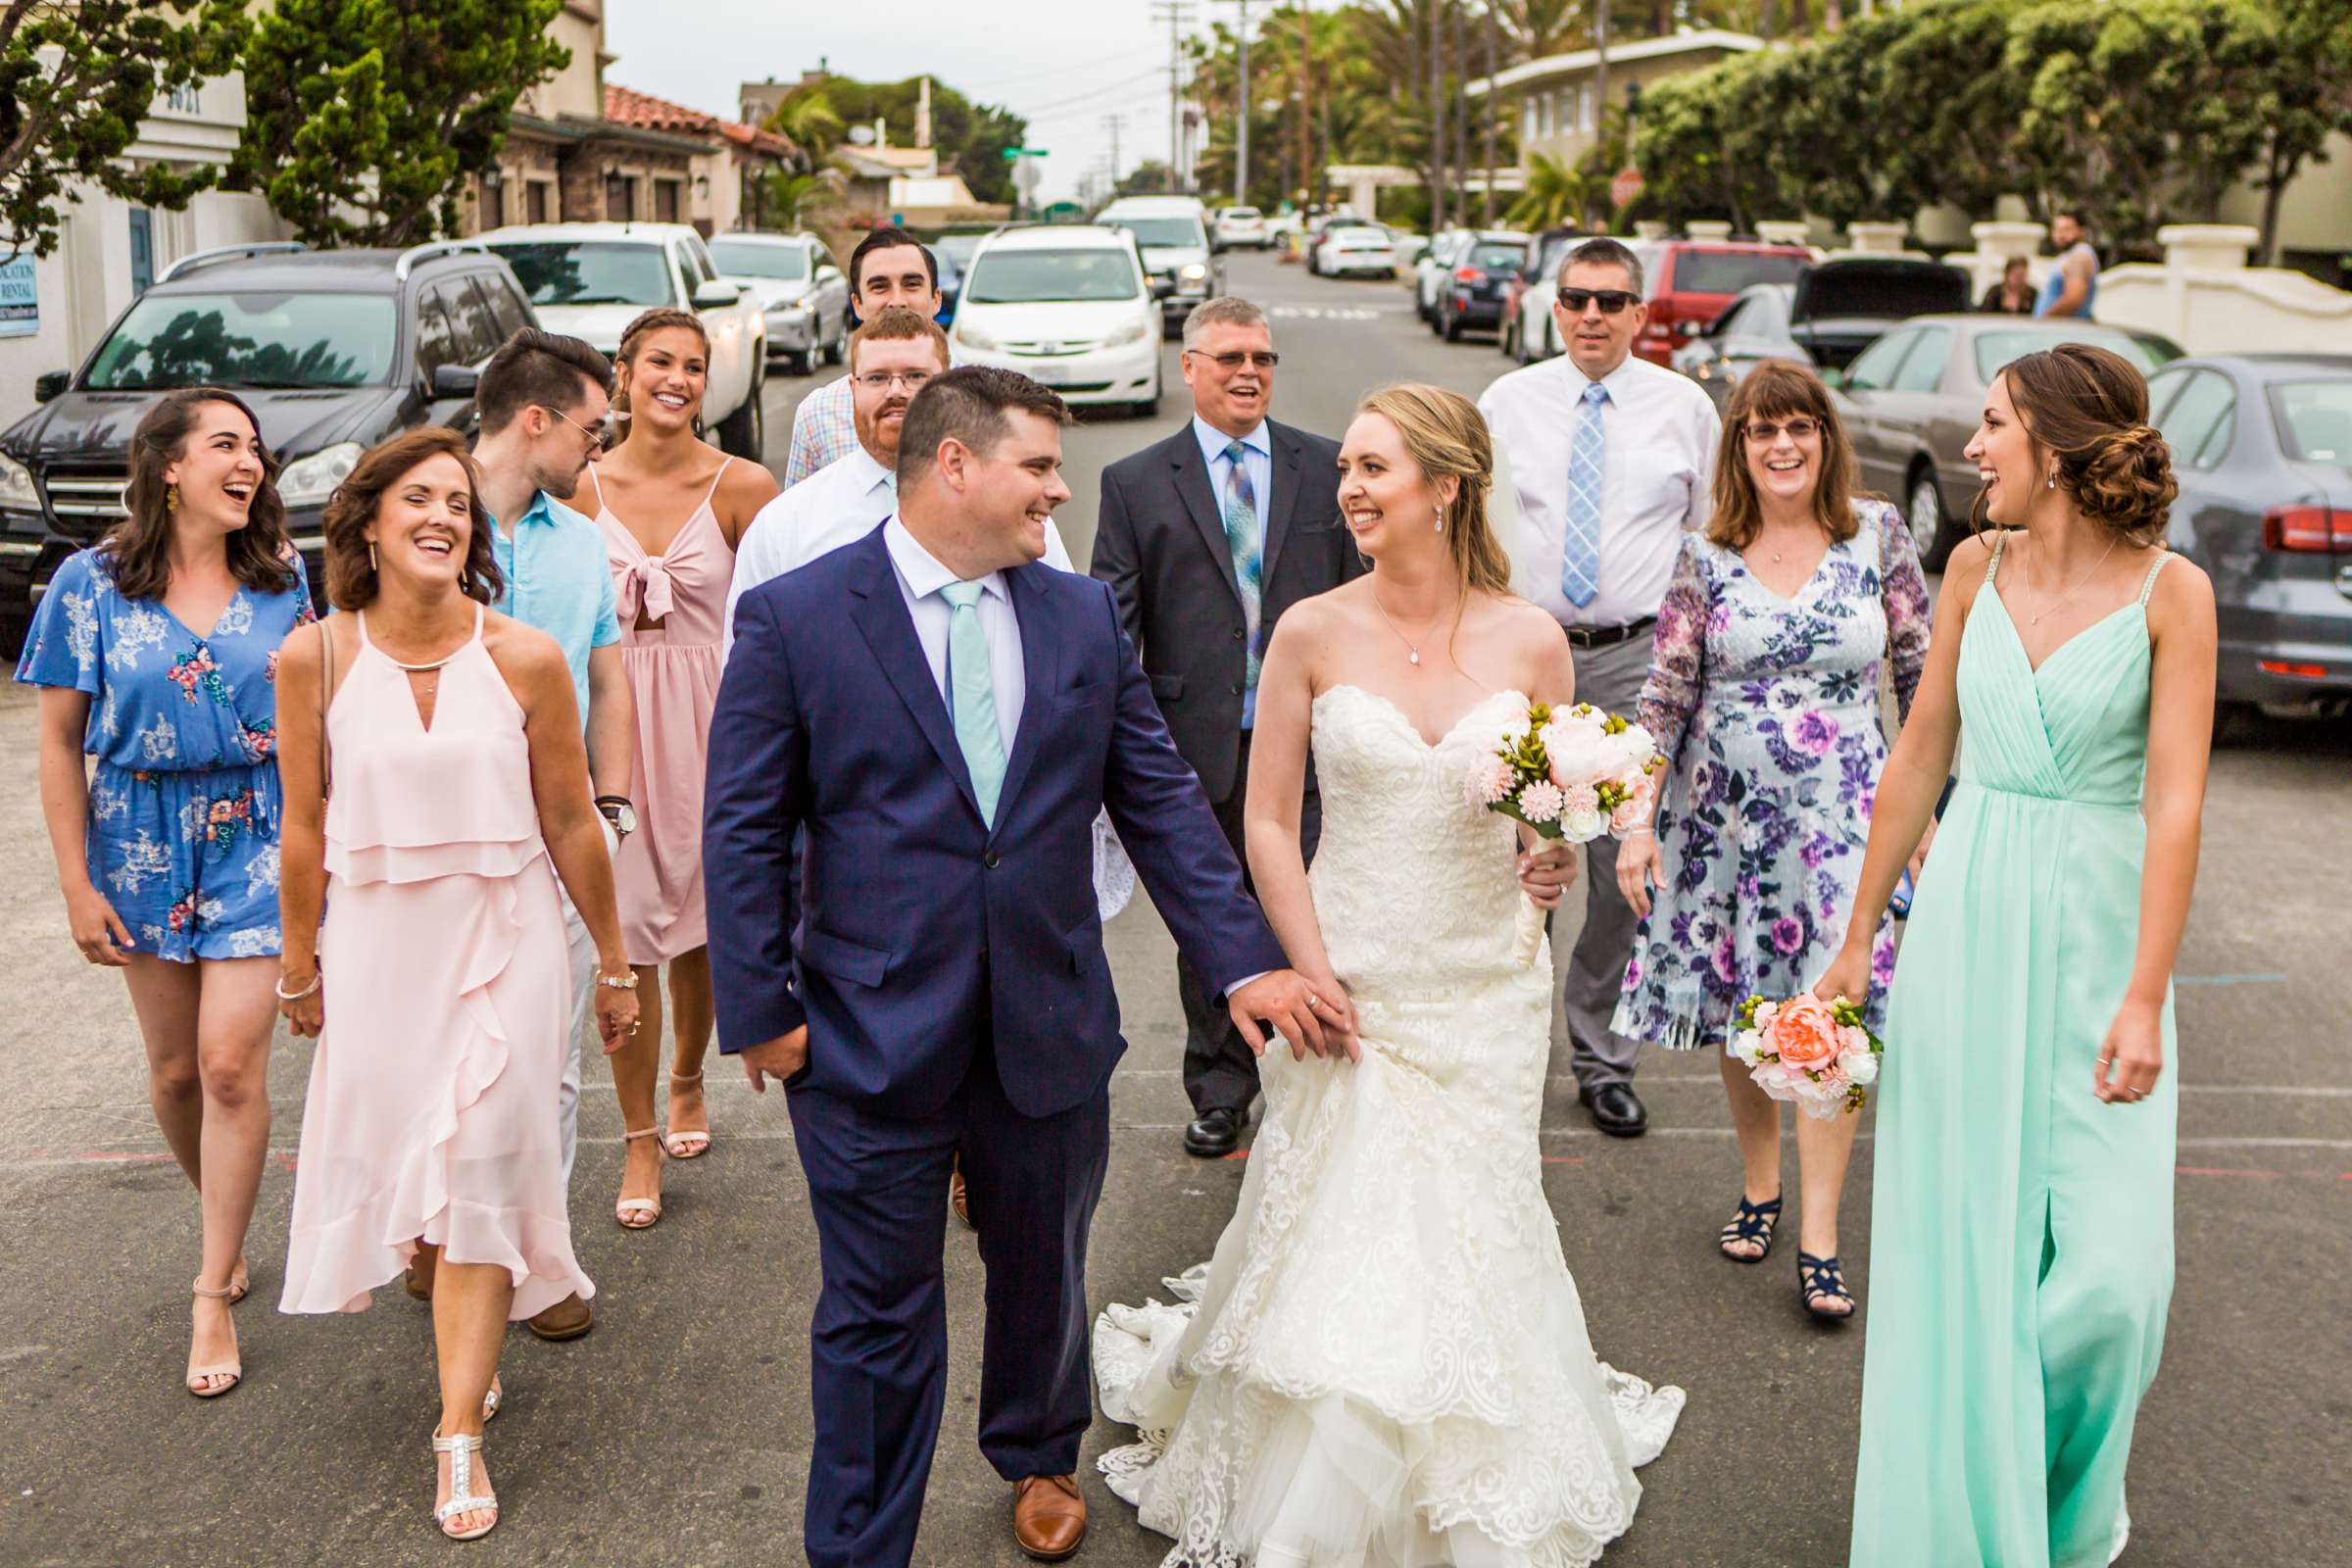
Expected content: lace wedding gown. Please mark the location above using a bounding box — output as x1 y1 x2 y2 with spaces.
1094 685 1684 1568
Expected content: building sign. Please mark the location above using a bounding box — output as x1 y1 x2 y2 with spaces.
0 252 37 338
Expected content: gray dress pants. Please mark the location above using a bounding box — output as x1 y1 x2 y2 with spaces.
1560 634 1652 1091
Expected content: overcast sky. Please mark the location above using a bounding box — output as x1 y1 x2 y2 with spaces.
605 0 1219 204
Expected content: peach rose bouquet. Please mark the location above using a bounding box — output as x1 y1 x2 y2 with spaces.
1465 700 1663 846
1728 992 1884 1118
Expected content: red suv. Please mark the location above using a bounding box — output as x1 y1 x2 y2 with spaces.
1631 239 1812 368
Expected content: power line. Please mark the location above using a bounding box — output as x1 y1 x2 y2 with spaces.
1010 67 1175 127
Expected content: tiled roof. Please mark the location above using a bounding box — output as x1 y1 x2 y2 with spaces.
604 83 796 158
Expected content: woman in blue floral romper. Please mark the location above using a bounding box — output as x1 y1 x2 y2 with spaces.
1613 363 1932 1319
18 389 312 1397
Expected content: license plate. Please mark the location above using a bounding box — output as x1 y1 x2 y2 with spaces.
1027 362 1071 386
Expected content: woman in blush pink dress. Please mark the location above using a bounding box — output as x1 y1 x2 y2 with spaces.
589 308 776 1227
273 427 637 1542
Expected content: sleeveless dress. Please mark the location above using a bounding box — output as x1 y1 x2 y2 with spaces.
1094 685 1684 1568
593 460 735 965
1851 542 2177 1568
278 607 593 1321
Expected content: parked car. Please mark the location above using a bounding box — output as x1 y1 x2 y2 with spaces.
0 240 538 645
1414 230 1471 322
476 221 767 457
1096 196 1220 333
1500 228 1642 365
1300 213 1360 274
948 225 1163 417
934 228 995 281
1627 238 1812 368
1834 314 2185 569
2144 353 2352 727
1315 225 1400 279
1434 232 1530 341
708 231 849 377
926 243 963 325
1672 258 1972 410
1213 206 1271 250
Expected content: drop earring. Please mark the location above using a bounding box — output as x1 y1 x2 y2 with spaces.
167 485 179 514
368 541 378 572
1433 505 1445 533
2046 472 2057 490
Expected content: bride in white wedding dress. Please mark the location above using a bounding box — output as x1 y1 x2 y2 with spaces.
1094 385 1684 1568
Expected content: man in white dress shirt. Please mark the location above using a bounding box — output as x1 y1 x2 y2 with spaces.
1479 236 1721 1139
726 307 1070 662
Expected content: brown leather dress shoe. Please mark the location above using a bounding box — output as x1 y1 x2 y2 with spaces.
951 1155 974 1232
1012 1474 1087 1561
524 1292 593 1342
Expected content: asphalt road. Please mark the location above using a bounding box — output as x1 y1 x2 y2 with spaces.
4 251 2348 1567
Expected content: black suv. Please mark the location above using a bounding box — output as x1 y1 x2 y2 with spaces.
0 241 540 645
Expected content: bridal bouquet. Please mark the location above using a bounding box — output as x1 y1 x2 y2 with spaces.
1729 994 1884 1118
1465 700 1664 845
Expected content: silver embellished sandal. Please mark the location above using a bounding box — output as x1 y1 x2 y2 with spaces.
431 1432 499 1541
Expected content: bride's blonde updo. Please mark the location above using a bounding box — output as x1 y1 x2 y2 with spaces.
1356 382 1513 595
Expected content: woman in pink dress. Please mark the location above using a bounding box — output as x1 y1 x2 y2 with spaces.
590 309 776 1227
273 427 638 1542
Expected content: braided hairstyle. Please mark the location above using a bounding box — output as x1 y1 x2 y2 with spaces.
1994 343 2178 548
611 308 710 446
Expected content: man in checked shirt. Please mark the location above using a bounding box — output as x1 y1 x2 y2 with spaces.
778 228 944 486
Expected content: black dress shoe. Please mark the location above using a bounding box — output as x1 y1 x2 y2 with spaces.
1579 1083 1649 1138
1183 1106 1245 1157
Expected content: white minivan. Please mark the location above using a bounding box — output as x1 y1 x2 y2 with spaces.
950 226 1164 417
1095 195 1221 332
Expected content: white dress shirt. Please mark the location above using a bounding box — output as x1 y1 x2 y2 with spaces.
722 441 1071 662
1478 353 1720 628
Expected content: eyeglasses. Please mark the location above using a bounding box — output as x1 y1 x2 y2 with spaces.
543 404 616 453
1557 288 1639 315
854 370 935 392
1743 417 1823 444
1185 350 1280 372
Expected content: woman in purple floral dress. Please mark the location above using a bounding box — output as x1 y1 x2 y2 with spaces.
1613 363 1931 1319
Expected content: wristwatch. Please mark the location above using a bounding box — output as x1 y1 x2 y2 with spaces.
596 795 637 839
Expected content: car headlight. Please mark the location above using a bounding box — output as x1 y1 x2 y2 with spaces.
1104 318 1150 347
0 448 37 510
277 442 365 509
956 318 999 352
1180 263 1208 284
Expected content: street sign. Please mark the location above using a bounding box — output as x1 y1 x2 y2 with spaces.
1610 168 1644 211
1002 147 1049 160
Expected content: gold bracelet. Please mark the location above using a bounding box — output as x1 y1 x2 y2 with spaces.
596 971 638 991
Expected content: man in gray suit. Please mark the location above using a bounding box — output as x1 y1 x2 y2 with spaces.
1093 296 1365 1156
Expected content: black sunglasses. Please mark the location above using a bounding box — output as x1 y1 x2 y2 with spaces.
1557 287 1639 315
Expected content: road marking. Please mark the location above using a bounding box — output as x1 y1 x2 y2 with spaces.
2177 973 2291 986
1266 305 1384 321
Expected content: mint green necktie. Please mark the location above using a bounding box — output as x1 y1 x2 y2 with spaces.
938 579 1006 827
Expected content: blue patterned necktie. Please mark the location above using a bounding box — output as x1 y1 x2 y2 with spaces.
1222 439 1263 688
938 580 1006 827
1562 381 1607 609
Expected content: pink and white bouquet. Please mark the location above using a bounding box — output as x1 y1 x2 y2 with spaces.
1464 700 1664 845
1729 993 1884 1118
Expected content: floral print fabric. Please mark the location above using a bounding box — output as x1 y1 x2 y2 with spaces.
16 547 313 960
1612 500 1931 1050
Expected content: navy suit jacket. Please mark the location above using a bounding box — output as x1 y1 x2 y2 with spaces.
704 523 1289 1120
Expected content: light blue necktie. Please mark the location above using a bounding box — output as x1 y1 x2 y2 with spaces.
1562 381 1607 609
938 580 1006 827
1222 439 1262 689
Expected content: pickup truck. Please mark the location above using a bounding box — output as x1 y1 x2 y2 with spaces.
477 221 768 457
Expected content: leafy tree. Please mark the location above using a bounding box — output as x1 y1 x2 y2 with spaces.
233 0 570 247
764 82 847 157
2242 0 2352 263
760 168 843 231
1872 0 2033 222
0 0 252 258
1505 152 1598 228
1631 59 1778 231
814 76 1028 206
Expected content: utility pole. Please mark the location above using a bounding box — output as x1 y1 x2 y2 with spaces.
1102 113 1125 192
1427 1 1446 229
1295 0 1313 213
1482 0 1497 225
1151 1 1196 189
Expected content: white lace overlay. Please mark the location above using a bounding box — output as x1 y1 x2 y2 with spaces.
1095 686 1684 1568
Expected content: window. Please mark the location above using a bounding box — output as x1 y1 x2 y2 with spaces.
84 292 399 389
487 241 676 308
685 235 722 286
476 274 532 343
2271 378 2352 463
1708 300 1746 338
1579 85 1594 133
1843 329 1916 393
1102 217 1206 250
1666 250 1809 294
1972 325 2171 383
962 248 1142 304
1523 100 1539 143
414 292 460 380
710 239 810 281
436 279 501 366
1890 326 1951 393
2153 369 2234 470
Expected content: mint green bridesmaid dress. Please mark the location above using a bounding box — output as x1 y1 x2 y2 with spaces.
1851 536 2178 1568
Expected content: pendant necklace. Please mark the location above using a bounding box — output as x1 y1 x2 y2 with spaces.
2025 536 2120 626
1371 588 1452 667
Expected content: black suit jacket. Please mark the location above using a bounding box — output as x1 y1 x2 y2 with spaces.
1093 417 1364 803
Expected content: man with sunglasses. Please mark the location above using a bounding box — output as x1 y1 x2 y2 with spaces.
726 308 1073 663
410 327 636 1342
1478 237 1721 1141
1093 295 1364 1158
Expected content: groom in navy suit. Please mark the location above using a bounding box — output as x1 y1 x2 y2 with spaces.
705 367 1339 1566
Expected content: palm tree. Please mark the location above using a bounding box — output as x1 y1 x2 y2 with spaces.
764 82 846 156
762 168 844 230
1504 150 1599 227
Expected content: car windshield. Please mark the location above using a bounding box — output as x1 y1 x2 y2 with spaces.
1223 208 1260 220
489 242 674 307
83 292 397 389
2273 379 2352 464
927 245 960 287
1972 326 2172 382
1104 218 1204 249
1669 250 1808 294
709 240 809 281
964 249 1141 304
1469 242 1527 269
938 234 986 269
